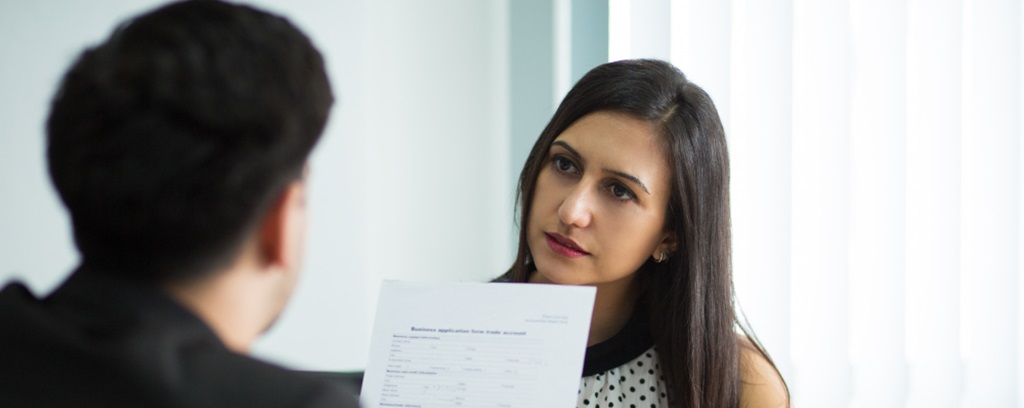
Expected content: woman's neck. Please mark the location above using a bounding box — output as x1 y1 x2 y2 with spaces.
586 276 640 346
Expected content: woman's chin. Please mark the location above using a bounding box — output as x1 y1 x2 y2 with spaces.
530 265 587 286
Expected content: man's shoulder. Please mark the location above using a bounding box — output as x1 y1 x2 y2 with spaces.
0 281 53 345
177 346 361 408
0 280 41 310
0 279 359 408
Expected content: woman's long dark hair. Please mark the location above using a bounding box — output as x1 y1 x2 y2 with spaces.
498 59 785 407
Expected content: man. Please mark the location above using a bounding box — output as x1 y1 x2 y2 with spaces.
0 1 358 406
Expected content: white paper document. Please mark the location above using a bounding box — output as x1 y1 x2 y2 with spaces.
360 280 596 408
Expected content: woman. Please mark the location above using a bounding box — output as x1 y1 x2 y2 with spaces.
497 59 789 407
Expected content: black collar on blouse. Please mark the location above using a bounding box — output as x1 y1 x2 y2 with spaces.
581 304 654 376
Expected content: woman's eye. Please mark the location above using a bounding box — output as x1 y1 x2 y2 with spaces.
552 156 578 174
609 183 636 201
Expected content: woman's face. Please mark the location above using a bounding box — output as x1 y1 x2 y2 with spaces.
527 111 676 289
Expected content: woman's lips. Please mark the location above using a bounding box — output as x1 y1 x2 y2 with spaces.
544 233 590 258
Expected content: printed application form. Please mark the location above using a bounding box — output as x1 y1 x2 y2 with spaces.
360 281 596 408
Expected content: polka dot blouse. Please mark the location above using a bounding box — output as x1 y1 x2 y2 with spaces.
578 347 668 408
577 308 668 408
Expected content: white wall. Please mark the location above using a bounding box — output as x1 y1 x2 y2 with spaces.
0 0 512 371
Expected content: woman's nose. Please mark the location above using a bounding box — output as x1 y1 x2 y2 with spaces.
557 184 593 228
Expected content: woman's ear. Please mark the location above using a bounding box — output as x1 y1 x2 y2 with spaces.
651 231 680 261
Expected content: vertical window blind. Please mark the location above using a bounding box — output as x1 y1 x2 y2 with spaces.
610 0 1022 406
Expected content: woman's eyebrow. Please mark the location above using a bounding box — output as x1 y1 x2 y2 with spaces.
604 169 650 195
552 140 583 161
552 140 651 195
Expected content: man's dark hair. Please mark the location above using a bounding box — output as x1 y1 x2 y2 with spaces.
46 0 333 282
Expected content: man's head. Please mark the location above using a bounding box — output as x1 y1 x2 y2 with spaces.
46 0 333 283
